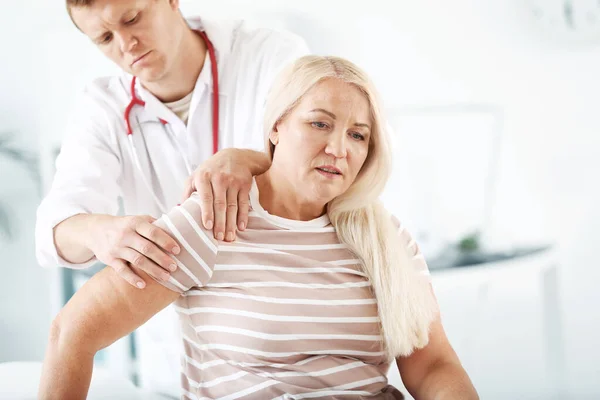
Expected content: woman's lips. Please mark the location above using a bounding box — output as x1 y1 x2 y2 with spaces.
316 167 343 178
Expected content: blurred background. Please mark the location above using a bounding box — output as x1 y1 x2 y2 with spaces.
1 0 599 399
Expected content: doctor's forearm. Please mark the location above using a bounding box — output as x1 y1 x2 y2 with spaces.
53 214 97 264
234 149 271 175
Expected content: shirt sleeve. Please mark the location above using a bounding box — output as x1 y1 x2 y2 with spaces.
35 87 123 269
151 193 219 294
391 215 431 282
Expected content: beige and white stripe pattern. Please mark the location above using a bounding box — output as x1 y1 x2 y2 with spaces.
152 180 430 399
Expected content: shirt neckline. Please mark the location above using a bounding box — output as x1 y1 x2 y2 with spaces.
164 91 194 109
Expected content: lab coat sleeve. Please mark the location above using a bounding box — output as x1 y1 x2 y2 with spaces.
35 89 123 269
265 30 310 85
248 30 311 151
150 193 219 293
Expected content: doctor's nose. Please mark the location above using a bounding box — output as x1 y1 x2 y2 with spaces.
325 131 348 159
116 31 138 54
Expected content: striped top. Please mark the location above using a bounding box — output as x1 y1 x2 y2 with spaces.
152 179 431 400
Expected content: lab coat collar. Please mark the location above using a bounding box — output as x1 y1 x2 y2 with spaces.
187 17 237 60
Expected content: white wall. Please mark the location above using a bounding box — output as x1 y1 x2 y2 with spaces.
1 0 598 397
0 3 62 363
0 2 120 363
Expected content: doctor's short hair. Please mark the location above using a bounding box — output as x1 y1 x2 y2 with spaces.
65 0 94 12
262 55 438 360
66 0 93 5
66 0 93 6
65 0 94 26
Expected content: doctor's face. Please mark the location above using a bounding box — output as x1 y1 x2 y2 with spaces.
270 78 372 206
71 0 184 83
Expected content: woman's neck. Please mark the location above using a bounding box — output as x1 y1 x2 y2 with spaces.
255 172 327 222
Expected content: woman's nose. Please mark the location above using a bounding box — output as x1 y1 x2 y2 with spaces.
325 131 348 158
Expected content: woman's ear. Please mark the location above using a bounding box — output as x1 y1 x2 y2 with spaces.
269 125 279 146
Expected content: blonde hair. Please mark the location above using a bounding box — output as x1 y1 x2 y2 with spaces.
263 55 438 359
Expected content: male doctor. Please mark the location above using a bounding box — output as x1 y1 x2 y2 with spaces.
35 0 308 394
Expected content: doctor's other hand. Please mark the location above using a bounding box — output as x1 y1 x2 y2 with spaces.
86 214 180 289
181 148 269 242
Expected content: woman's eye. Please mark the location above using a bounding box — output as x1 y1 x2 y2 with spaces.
351 132 365 141
100 33 113 44
311 122 328 129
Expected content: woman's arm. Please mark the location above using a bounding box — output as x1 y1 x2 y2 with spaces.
38 265 179 400
396 291 479 400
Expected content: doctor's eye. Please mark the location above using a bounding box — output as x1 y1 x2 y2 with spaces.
100 33 113 44
125 13 140 25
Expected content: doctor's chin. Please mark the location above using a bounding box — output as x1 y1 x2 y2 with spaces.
1 1 598 400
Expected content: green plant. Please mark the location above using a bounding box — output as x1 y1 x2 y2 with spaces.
457 231 481 253
0 133 42 240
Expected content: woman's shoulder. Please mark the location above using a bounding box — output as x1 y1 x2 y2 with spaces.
388 214 424 259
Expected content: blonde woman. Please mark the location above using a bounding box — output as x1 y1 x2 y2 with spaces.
40 55 478 400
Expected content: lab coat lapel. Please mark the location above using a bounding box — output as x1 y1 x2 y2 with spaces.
135 80 186 134
127 118 188 211
126 78 190 210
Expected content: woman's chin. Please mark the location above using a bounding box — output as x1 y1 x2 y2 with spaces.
308 187 342 207
295 177 350 209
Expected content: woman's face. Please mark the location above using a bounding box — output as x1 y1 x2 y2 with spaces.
270 78 372 205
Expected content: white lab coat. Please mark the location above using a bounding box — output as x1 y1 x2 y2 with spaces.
35 17 309 397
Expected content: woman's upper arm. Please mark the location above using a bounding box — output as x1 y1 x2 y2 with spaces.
55 265 180 353
53 191 219 352
395 300 460 392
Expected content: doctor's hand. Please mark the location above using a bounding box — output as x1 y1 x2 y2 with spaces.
181 148 271 242
86 214 180 289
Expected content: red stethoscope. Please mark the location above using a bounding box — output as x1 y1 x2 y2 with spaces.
123 30 219 213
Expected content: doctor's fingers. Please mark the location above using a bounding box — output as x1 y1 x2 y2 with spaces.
119 247 173 283
211 179 228 242
135 219 181 257
128 231 179 274
237 185 250 232
195 174 215 231
224 188 239 242
109 259 147 289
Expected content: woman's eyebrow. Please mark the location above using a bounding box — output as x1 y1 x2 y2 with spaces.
309 108 336 119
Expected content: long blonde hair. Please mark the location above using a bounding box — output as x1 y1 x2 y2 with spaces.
263 55 438 359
